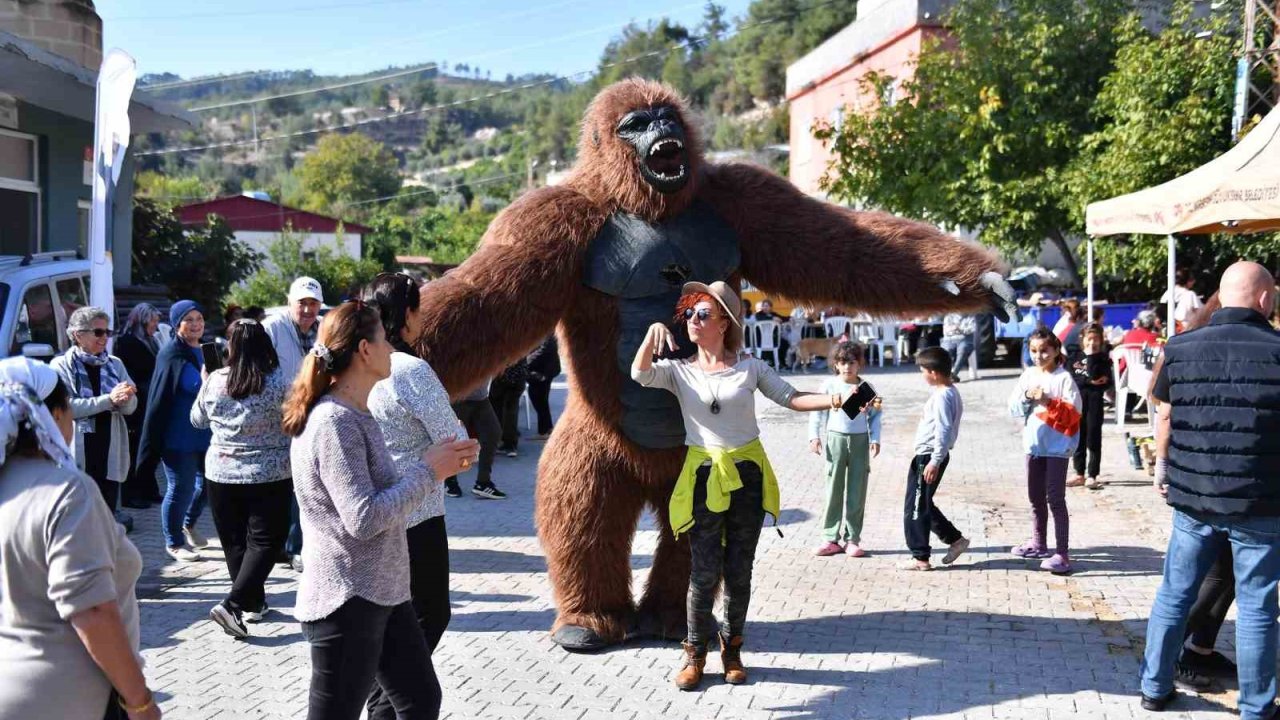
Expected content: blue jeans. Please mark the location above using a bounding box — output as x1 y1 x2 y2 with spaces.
940 336 973 378
1141 509 1280 719
161 451 207 548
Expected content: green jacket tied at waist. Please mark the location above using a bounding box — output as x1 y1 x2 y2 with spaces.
670 438 779 538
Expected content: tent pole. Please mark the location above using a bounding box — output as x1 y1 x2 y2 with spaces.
1167 234 1177 337
1086 237 1095 321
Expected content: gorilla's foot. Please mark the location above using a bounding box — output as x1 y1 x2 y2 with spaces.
551 611 628 653
630 599 685 642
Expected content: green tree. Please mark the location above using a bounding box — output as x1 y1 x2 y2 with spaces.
134 171 215 207
131 198 261 312
229 229 382 307
818 0 1129 285
1064 1 1276 297
296 132 402 217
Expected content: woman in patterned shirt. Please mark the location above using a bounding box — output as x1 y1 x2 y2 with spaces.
363 273 472 719
191 319 291 638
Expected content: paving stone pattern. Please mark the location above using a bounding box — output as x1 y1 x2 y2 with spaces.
131 367 1250 719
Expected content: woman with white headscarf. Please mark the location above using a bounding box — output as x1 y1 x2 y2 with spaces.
116 303 163 508
50 307 138 514
0 358 157 719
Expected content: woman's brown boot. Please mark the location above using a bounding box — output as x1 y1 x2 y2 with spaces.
720 632 747 685
674 641 707 690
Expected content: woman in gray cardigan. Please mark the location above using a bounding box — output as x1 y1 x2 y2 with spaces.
50 307 138 513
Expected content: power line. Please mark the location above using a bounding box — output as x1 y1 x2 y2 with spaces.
189 64 441 112
105 0 419 23
137 0 843 157
181 0 704 111
138 0 600 92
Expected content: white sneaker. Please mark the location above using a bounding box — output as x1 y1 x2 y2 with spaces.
183 525 209 548
242 602 269 623
942 537 971 565
167 545 201 562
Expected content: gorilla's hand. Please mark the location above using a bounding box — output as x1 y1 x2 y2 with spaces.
981 272 1019 323
939 272 1018 322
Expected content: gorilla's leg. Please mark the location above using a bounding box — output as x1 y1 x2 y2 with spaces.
636 490 692 643
536 410 646 652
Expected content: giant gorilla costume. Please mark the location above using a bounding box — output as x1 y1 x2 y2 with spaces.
415 79 1016 651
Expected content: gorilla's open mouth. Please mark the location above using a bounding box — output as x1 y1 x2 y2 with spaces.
640 137 688 192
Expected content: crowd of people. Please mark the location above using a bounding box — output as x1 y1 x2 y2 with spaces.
0 259 1276 719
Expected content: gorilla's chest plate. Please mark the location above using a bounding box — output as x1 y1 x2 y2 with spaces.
583 202 741 449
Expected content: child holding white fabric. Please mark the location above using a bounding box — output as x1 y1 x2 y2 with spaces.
808 341 881 557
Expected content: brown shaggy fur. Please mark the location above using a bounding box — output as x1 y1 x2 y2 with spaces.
414 78 1009 648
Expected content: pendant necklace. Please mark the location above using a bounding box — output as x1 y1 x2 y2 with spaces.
707 372 723 415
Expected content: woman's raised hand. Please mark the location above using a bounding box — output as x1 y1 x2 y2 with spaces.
646 323 677 354
423 438 481 481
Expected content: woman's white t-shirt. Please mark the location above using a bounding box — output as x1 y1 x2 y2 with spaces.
633 357 796 449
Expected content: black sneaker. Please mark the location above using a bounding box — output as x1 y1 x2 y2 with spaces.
1140 689 1177 712
1181 648 1237 678
472 483 507 500
1174 662 1213 691
444 479 462 498
210 601 248 639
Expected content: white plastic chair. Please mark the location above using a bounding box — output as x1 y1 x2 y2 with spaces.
1112 343 1152 429
824 316 853 340
753 320 782 368
742 318 758 357
867 321 901 367
518 389 535 430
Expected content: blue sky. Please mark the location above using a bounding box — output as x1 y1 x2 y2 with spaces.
101 0 756 81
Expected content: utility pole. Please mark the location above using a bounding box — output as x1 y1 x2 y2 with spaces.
1234 0 1280 138
251 105 260 156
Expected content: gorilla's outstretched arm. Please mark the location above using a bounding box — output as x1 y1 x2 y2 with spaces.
702 164 1017 319
413 186 607 398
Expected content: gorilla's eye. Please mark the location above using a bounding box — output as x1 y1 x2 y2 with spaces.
617 114 650 134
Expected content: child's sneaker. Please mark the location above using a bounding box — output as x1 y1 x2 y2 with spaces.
1040 554 1072 574
942 537 970 565
1012 542 1052 559
901 559 932 571
813 541 844 557
845 543 867 558
1086 477 1104 490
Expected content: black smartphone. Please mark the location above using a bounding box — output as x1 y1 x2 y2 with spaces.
841 381 878 420
200 342 224 372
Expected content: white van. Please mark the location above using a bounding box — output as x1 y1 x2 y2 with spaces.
0 251 92 361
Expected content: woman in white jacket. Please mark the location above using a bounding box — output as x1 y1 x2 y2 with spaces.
50 306 138 512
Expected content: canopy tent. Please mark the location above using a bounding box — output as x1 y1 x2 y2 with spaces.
1084 105 1280 332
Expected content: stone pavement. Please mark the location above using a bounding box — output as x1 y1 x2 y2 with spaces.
129 366 1249 720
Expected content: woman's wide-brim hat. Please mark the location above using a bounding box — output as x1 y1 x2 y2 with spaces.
682 281 743 328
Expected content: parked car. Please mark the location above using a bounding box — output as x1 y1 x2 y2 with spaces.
0 252 92 360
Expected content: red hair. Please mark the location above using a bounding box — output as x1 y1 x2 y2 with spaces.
675 291 742 353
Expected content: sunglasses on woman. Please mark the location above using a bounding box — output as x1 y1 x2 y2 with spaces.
683 308 721 322
78 328 115 338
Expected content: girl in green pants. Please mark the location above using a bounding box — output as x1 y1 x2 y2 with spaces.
808 341 882 557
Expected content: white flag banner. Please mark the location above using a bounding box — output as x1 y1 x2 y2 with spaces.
89 49 137 329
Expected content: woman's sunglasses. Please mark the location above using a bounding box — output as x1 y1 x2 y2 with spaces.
683 308 721 322
78 328 115 338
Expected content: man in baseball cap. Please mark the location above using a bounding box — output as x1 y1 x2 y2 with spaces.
263 276 324 573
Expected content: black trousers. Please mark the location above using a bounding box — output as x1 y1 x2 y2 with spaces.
527 378 554 435
367 516 450 720
447 400 500 487
903 454 961 561
488 381 525 450
1185 539 1236 650
206 480 292 611
93 477 119 512
121 427 158 504
1072 390 1105 478
687 462 765 646
303 598 440 720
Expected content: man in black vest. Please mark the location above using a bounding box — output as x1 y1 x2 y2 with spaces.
1139 262 1280 718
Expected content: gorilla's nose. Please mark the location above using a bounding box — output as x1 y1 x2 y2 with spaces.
650 119 677 136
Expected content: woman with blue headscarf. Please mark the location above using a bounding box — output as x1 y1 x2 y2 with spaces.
0 357 157 719
137 300 213 563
